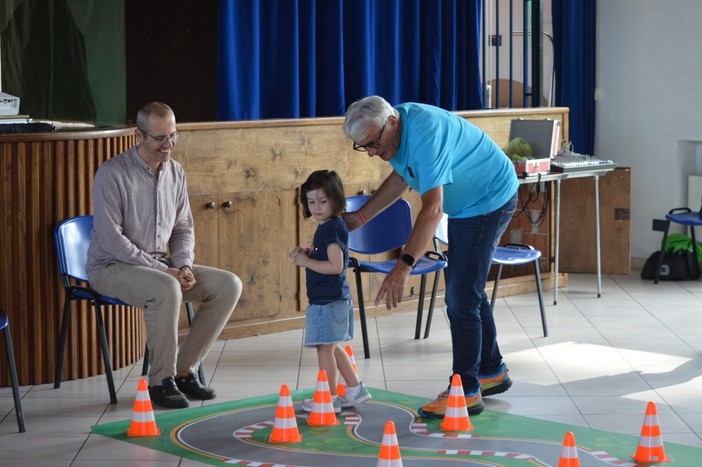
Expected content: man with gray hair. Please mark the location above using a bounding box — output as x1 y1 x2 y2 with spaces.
342 95 518 417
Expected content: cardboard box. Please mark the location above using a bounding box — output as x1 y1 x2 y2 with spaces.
514 158 550 177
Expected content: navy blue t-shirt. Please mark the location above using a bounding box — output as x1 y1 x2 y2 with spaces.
306 216 351 304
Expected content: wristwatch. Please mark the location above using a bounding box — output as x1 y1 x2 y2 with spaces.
400 253 416 268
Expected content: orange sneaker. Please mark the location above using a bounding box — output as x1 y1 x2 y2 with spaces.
418 388 484 418
479 363 512 397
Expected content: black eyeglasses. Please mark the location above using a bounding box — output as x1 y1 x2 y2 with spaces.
139 128 180 144
353 120 387 152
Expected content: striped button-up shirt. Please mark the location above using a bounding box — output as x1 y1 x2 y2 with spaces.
86 146 195 281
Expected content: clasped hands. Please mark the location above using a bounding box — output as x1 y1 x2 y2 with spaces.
289 246 310 267
167 267 196 292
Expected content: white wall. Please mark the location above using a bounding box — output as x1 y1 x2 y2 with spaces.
596 0 702 262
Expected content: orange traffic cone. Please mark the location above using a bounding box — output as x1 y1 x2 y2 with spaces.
127 378 161 437
307 370 339 426
345 345 357 373
558 431 580 467
440 374 473 431
631 401 671 464
377 420 403 466
269 384 302 443
337 345 358 397
337 373 347 398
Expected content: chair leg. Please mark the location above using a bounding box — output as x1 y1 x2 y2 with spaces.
533 259 548 337
690 226 700 279
94 303 118 404
353 267 370 359
422 270 442 339
54 297 73 389
3 325 25 432
185 302 206 385
490 264 504 310
141 345 149 376
654 221 671 283
414 274 427 339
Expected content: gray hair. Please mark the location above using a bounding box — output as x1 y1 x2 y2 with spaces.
136 102 174 131
343 95 399 142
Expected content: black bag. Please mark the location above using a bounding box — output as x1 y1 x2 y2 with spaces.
641 250 700 280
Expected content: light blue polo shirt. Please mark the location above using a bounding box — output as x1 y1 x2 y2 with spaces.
390 103 518 218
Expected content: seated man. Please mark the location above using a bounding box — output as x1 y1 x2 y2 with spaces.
87 102 243 408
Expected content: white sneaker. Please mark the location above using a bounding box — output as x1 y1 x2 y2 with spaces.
300 396 341 413
340 382 372 408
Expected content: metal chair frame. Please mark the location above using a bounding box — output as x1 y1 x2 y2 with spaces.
346 195 447 358
0 309 25 432
419 215 548 339
54 215 204 404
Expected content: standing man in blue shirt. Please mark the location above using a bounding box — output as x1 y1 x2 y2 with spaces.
87 102 243 409
342 95 519 416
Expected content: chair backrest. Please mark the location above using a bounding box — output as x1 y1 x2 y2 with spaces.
55 215 94 283
346 195 413 255
0 308 8 331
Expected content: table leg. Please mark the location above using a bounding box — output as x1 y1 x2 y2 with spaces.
553 178 561 305
594 175 602 297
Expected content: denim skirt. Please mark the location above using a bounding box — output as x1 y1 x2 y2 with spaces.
304 298 354 347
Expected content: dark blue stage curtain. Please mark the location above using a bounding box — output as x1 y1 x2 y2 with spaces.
552 0 596 156
218 0 482 121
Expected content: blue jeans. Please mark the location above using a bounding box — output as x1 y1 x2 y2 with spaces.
445 193 517 393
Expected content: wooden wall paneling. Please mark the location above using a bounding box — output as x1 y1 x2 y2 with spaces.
296 187 314 313
1 142 21 385
190 194 220 268
0 143 10 384
0 129 143 386
219 190 298 324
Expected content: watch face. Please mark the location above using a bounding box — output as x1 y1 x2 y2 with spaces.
401 253 415 267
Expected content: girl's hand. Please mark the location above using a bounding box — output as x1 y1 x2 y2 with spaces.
289 246 309 267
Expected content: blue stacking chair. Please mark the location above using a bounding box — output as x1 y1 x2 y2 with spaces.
420 214 547 339
54 215 203 404
0 309 25 432
346 195 447 358
491 244 548 337
653 207 702 283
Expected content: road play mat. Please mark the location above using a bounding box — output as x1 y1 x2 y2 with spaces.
91 387 701 466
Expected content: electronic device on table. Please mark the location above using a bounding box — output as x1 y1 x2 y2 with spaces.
550 141 616 173
0 92 20 116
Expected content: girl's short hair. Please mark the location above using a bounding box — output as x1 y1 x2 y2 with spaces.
300 170 346 219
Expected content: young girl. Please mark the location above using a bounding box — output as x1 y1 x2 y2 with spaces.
290 169 371 412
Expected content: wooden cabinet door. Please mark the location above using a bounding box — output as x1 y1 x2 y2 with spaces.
219 190 299 322
191 194 220 268
560 168 631 274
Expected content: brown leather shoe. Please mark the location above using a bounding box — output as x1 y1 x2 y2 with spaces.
174 371 216 400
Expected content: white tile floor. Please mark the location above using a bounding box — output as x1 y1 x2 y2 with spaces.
1 271 701 465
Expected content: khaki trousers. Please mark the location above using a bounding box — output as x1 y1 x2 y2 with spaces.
92 262 242 386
